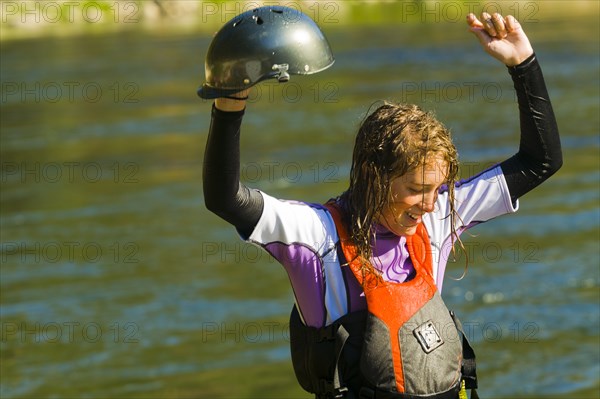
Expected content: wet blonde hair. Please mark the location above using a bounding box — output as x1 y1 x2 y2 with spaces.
339 102 465 281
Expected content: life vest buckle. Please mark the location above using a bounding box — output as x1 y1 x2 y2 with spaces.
317 379 348 398
333 386 349 398
413 319 444 353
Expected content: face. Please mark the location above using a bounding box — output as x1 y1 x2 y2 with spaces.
376 155 449 236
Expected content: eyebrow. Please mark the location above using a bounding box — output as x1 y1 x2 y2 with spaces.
409 183 440 189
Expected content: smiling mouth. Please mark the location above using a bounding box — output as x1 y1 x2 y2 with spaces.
387 211 422 232
396 213 420 230
407 212 419 221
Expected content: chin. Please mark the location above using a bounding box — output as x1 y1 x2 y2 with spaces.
402 226 418 236
389 224 418 237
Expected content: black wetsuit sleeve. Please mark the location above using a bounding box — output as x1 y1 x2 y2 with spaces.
500 53 563 202
203 104 264 238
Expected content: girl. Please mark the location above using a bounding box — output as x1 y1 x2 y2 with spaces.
202 12 562 399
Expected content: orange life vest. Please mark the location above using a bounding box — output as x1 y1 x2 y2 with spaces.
326 202 465 397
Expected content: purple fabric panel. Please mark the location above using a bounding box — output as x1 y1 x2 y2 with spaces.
264 241 326 327
340 265 366 313
371 225 416 284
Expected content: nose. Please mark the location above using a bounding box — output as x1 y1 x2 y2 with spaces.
418 191 436 213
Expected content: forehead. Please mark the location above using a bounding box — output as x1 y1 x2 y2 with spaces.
392 156 449 187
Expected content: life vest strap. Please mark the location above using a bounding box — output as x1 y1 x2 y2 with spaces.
450 311 478 390
358 380 461 399
290 305 367 397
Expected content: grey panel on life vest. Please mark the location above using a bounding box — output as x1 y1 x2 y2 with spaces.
360 313 396 391
399 291 463 394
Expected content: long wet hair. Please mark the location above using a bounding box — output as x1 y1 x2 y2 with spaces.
339 102 465 281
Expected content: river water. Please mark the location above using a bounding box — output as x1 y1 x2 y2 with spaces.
1 4 599 399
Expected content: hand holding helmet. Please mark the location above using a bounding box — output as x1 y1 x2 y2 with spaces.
198 6 335 100
214 88 250 112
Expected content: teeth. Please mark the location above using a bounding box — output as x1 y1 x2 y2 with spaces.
407 212 418 220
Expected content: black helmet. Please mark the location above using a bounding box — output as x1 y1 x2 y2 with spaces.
198 6 334 99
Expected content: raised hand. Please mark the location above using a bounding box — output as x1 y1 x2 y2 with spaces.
467 12 534 66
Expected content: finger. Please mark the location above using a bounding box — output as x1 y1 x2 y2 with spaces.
467 13 492 47
491 13 507 38
480 12 497 37
505 15 520 33
466 13 484 28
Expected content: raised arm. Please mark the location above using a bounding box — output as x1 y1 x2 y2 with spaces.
203 93 264 238
467 12 562 201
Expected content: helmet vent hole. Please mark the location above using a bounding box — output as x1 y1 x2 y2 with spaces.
270 9 283 14
233 20 242 27
255 16 264 25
